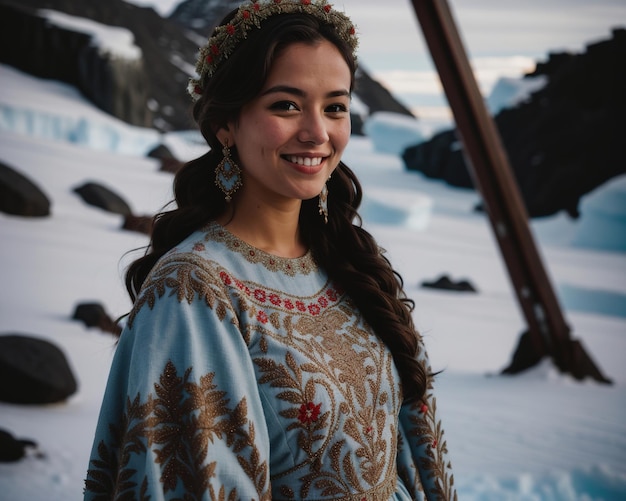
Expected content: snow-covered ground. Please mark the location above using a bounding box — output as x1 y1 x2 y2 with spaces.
1 60 625 500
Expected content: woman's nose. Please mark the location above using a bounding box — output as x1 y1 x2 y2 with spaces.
298 113 329 145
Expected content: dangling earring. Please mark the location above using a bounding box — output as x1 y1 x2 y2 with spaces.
318 182 329 224
215 141 242 201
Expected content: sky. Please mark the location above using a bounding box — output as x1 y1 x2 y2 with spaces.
125 0 626 118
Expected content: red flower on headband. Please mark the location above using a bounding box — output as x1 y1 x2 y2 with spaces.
194 85 203 95
274 0 282 4
253 3 260 10
211 44 219 55
242 10 250 19
349 26 356 35
301 0 311 5
226 24 235 35
324 4 331 12
205 54 213 64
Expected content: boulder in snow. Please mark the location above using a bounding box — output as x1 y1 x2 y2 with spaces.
0 334 78 404
0 161 51 217
73 181 132 216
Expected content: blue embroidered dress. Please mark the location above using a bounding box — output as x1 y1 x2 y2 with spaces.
84 222 456 500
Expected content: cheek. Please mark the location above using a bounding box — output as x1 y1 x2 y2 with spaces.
335 123 351 152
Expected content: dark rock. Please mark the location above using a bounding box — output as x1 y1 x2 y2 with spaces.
402 28 626 219
0 2 152 128
147 143 176 160
0 429 39 462
354 66 415 118
122 214 153 236
73 181 132 216
72 302 122 336
158 156 186 174
0 334 78 404
403 130 470 187
147 144 185 173
421 274 478 293
0 161 51 217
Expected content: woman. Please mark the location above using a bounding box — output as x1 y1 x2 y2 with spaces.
84 1 455 499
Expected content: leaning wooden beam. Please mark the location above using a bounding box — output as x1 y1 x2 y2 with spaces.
409 0 611 383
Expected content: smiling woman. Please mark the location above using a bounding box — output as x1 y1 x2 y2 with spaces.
83 1 456 500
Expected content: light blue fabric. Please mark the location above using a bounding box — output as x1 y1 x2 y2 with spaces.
84 222 455 500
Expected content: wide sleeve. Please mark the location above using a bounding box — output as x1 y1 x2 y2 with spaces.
396 339 457 501
84 255 271 500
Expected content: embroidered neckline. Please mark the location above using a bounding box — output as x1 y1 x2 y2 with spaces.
204 221 318 276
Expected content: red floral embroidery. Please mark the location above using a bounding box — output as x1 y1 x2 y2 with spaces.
420 403 429 414
257 311 268 324
193 243 205 252
269 294 281 306
432 439 438 448
298 402 321 423
308 304 321 316
219 275 340 317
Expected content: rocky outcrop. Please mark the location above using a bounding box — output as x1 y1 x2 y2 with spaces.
402 28 626 219
0 0 198 131
0 2 152 128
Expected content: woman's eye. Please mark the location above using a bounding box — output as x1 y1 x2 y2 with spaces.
270 101 299 112
326 103 349 113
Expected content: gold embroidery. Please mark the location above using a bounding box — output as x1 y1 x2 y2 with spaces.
206 222 318 276
86 361 271 500
128 252 237 328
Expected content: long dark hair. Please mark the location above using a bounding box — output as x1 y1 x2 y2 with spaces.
126 12 428 402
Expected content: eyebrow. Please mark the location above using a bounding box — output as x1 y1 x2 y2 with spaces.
260 85 350 99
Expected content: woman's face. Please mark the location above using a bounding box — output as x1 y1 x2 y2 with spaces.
225 39 352 209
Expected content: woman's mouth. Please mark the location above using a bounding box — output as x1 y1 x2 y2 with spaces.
284 155 324 167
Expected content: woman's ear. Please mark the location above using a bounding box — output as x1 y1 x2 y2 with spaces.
216 123 234 147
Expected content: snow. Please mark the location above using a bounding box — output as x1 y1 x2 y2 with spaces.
363 112 425 156
1 63 626 501
38 9 142 61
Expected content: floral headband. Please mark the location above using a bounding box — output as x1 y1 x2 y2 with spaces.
187 0 358 101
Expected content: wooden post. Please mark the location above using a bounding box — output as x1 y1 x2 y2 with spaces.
409 0 611 383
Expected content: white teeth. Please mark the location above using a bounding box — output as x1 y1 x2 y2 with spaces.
287 155 323 166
